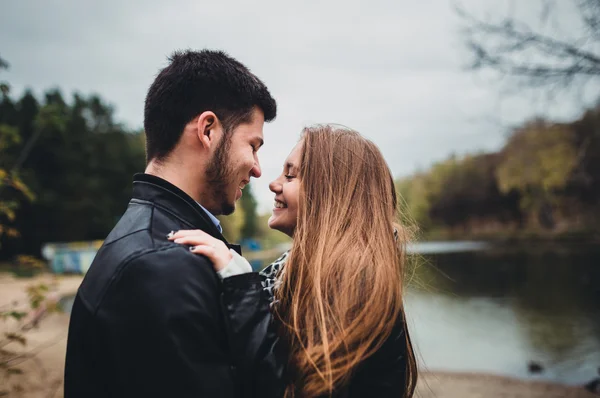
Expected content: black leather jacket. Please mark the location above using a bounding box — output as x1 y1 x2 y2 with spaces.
64 174 264 398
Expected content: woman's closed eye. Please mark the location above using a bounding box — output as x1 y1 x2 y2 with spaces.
285 175 295 180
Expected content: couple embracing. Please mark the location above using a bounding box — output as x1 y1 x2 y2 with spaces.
64 50 417 398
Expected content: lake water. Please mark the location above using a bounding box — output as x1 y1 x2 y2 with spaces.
406 241 600 386
59 240 600 386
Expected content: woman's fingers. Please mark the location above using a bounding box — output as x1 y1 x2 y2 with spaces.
167 229 232 271
172 235 215 247
188 245 216 257
190 241 231 271
168 229 227 252
167 229 212 241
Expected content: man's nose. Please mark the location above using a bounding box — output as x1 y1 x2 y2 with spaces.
251 160 262 178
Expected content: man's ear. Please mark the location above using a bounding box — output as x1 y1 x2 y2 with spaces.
196 111 221 150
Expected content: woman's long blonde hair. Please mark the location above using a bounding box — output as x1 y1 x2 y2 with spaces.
274 125 417 397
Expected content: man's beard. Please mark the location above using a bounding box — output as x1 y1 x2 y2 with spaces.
205 134 235 215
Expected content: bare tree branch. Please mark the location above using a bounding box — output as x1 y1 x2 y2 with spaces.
3 333 64 368
456 0 600 93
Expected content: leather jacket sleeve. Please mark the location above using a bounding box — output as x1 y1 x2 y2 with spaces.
221 273 287 398
99 246 239 397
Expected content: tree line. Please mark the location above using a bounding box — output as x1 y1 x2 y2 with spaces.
0 56 267 260
397 106 600 238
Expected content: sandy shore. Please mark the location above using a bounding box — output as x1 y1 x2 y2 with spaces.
0 273 79 397
0 273 596 398
417 371 596 398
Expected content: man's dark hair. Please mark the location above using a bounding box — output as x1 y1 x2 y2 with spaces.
144 49 277 162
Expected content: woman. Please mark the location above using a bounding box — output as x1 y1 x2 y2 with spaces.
169 125 417 397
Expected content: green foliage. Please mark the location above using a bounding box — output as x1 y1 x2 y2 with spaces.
397 153 509 229
0 124 19 151
0 59 35 250
396 107 600 236
219 184 268 243
0 87 146 257
240 183 259 240
218 207 245 243
493 121 580 228
1 311 26 322
0 55 8 97
497 121 578 200
396 174 432 230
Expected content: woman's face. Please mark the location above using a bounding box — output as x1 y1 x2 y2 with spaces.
268 140 302 237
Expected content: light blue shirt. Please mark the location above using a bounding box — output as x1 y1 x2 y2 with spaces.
198 203 222 233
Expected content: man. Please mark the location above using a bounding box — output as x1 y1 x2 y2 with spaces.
64 50 277 397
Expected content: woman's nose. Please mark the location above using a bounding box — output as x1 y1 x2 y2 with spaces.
269 178 282 193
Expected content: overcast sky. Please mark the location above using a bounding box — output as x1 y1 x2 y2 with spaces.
0 0 592 212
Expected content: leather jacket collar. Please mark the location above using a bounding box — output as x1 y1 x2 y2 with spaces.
132 173 241 253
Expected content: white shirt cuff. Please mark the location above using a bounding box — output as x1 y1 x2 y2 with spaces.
217 249 253 279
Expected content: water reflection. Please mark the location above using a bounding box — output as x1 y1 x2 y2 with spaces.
407 242 600 385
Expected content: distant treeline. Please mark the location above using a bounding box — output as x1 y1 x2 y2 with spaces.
396 106 600 239
0 89 269 260
0 89 146 258
3 88 598 259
